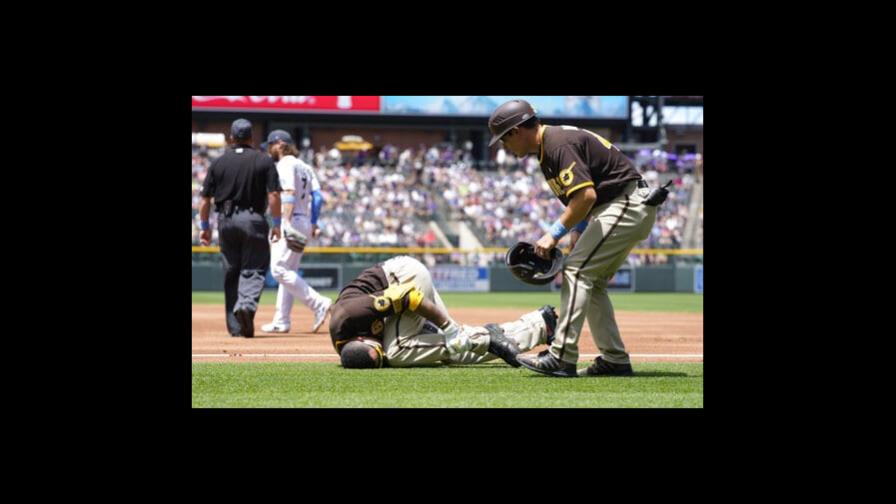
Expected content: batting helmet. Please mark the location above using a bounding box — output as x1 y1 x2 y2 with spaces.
505 242 564 285
488 99 537 147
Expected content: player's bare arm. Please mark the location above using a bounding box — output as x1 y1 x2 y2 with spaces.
268 191 282 242
569 228 583 249
280 189 295 220
414 297 450 328
198 196 212 246
535 186 597 259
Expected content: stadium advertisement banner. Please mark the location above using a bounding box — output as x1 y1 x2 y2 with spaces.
191 96 381 113
551 266 633 292
382 96 629 119
265 265 342 290
431 266 489 292
609 267 634 291
694 265 703 294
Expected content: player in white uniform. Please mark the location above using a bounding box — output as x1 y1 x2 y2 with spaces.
261 130 332 333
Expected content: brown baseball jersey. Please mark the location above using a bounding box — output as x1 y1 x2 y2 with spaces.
538 125 641 207
328 265 424 352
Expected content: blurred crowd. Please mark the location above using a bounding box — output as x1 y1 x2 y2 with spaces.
191 150 219 246
314 163 438 247
192 141 703 265
429 157 565 248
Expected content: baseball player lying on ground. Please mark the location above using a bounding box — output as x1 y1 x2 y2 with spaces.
329 255 558 369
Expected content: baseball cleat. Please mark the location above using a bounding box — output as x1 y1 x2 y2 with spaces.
261 323 290 333
485 323 521 367
516 350 577 377
234 308 255 339
312 298 333 333
539 305 558 345
578 356 634 377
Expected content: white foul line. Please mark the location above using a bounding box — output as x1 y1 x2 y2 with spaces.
192 353 702 359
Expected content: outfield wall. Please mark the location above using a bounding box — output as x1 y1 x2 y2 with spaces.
192 263 702 293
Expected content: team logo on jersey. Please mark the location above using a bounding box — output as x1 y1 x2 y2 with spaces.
559 162 576 187
371 295 390 312
371 319 384 335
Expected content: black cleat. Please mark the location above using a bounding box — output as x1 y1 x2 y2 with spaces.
516 350 577 377
234 308 255 339
539 305 558 345
578 356 634 377
485 324 521 367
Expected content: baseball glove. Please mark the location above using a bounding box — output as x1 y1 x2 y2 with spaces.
284 224 307 253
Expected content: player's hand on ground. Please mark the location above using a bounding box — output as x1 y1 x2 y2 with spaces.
535 233 557 259
199 229 211 246
312 224 321 239
270 226 281 243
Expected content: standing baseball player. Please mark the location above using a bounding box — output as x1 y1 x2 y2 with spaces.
260 130 333 334
330 255 558 369
488 99 657 377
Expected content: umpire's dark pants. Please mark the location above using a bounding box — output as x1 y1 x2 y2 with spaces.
219 209 271 335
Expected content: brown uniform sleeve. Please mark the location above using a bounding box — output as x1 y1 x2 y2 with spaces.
330 295 388 351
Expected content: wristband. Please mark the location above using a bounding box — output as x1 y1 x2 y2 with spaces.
549 221 568 241
199 220 209 231
271 216 282 227
282 194 296 204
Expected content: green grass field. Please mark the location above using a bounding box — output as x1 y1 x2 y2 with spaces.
192 291 703 313
192 291 702 408
192 362 703 408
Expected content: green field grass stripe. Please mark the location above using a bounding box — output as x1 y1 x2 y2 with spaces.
192 362 703 408
193 291 702 313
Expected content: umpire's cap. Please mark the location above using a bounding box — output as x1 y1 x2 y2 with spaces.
231 118 252 140
488 99 537 146
505 241 564 285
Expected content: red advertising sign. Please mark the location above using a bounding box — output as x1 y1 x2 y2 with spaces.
191 96 381 113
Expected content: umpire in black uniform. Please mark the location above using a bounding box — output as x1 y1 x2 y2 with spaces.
198 119 282 337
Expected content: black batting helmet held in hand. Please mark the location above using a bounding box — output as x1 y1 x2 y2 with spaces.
505 242 564 285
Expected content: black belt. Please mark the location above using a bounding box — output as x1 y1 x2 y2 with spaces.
216 201 260 216
637 179 649 188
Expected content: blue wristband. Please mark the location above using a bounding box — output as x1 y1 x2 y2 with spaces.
282 194 296 204
573 220 588 234
549 221 569 241
271 216 282 227
199 220 209 231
